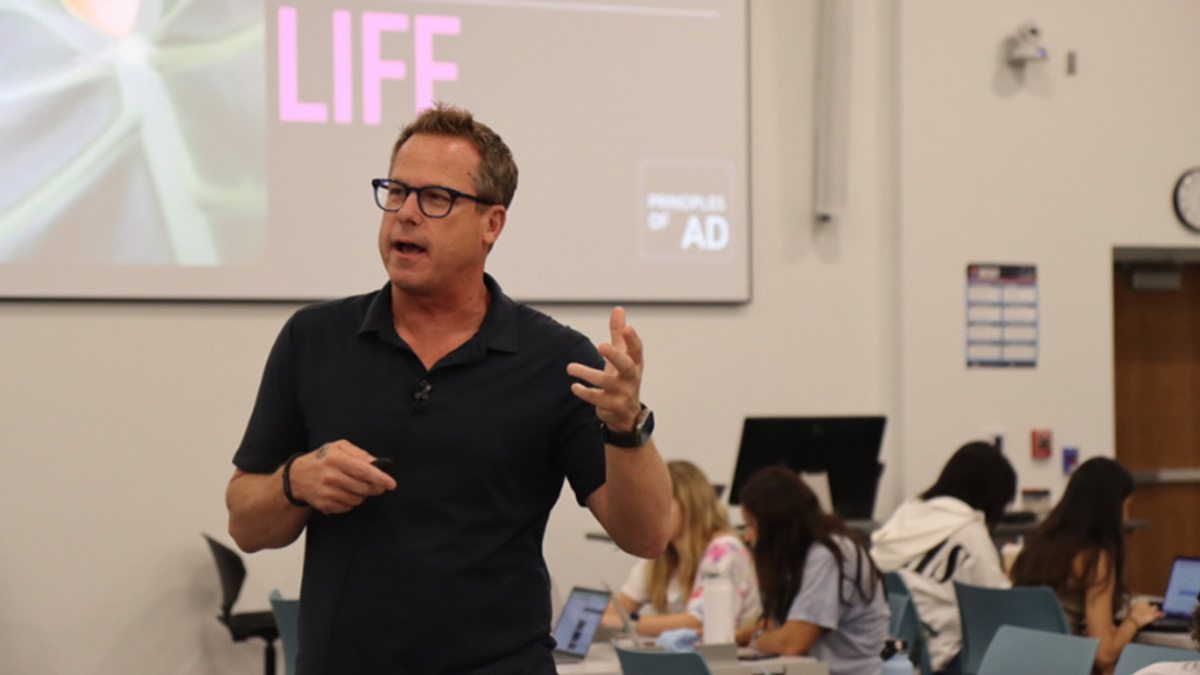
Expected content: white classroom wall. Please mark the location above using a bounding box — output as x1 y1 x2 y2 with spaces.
897 0 1200 496
1 2 1198 673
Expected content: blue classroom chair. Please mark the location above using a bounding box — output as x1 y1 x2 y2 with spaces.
955 582 1069 675
977 626 1097 675
614 645 713 675
1115 642 1199 675
269 589 300 675
888 593 933 675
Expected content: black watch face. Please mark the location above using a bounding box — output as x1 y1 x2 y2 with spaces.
639 409 654 439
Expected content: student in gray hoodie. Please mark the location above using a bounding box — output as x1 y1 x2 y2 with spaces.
870 441 1016 673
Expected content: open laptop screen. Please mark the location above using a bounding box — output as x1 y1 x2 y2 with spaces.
1162 557 1200 618
552 587 611 658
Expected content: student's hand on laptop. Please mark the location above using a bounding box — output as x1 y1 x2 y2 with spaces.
735 621 762 647
600 611 624 631
1130 599 1164 629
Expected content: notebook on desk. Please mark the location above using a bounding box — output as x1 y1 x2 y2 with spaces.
551 587 611 664
1142 556 1200 633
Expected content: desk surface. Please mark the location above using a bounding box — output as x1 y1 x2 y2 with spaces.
1138 630 1197 650
588 518 1151 546
556 642 829 675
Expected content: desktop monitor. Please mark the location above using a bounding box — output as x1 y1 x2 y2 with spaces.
728 416 887 520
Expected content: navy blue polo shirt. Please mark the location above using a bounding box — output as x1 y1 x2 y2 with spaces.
233 274 607 674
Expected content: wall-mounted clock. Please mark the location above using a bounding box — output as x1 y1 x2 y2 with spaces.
1174 167 1200 233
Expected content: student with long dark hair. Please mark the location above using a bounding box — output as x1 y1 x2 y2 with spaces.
1011 457 1161 675
870 441 1016 672
737 467 889 675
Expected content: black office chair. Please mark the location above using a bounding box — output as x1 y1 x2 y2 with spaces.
203 534 279 675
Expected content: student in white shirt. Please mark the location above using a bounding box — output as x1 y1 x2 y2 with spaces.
869 441 1017 673
603 460 759 637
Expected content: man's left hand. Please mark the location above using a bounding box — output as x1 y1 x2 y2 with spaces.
567 307 643 432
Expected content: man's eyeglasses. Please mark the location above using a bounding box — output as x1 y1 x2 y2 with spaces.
371 178 496 219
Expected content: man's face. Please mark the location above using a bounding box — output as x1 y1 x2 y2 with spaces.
378 133 504 297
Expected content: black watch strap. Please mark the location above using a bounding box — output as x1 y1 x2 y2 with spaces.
282 451 310 508
602 404 655 448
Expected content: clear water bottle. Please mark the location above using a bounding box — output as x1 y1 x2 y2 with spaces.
881 638 916 675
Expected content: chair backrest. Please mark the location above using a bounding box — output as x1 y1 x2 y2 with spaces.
884 571 909 600
614 645 714 675
955 582 1069 675
978 626 1097 675
1114 642 1200 675
203 534 247 620
888 593 910 636
269 590 301 675
888 593 934 675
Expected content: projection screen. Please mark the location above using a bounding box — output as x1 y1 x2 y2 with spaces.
0 0 749 302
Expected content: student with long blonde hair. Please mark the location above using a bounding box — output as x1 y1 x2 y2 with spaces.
603 460 759 636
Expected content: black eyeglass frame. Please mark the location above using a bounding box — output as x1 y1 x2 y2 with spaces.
371 178 497 219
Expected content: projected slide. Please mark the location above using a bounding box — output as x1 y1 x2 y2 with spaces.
0 0 749 302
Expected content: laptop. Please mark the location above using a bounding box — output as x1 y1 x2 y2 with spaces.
551 587 611 664
1143 556 1200 632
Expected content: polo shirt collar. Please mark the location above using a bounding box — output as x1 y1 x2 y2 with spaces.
357 274 519 355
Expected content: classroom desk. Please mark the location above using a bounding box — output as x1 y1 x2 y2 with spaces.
587 519 1152 546
586 524 880 545
556 642 829 675
1137 630 1196 650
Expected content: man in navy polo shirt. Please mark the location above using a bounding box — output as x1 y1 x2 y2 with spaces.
224 103 671 674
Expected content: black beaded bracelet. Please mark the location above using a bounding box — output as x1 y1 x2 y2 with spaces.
282 451 310 508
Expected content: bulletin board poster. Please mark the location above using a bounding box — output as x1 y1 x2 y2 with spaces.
965 264 1038 368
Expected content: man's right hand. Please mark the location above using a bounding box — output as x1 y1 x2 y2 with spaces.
289 440 398 514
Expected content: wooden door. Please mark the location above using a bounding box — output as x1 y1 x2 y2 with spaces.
1113 262 1200 595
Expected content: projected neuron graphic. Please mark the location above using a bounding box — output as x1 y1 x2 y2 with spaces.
0 0 265 265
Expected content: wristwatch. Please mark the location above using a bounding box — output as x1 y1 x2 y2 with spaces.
602 404 655 448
